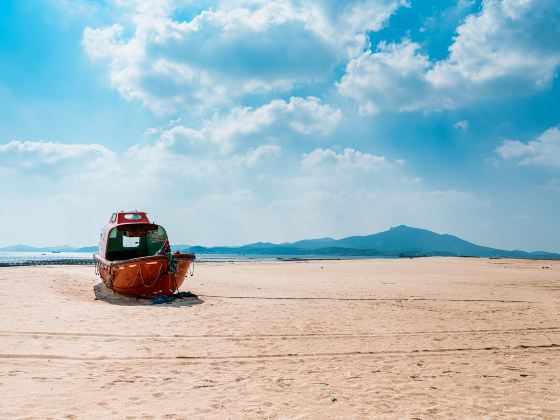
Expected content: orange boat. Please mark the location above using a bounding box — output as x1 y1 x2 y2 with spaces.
94 211 195 298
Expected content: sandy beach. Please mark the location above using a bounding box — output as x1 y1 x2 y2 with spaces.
0 257 559 418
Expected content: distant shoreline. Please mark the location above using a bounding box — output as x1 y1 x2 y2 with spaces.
0 254 558 268
3 225 559 260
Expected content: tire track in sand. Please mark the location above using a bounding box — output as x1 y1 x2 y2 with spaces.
0 326 557 340
0 343 558 361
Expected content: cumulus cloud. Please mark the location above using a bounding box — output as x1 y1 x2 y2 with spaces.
83 0 404 112
496 125 560 167
302 147 391 173
337 40 437 114
339 0 560 113
129 96 341 169
206 96 341 148
0 140 117 175
428 0 560 89
234 144 282 168
294 147 423 197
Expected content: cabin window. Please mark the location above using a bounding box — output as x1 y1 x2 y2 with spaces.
110 213 117 222
123 235 140 248
105 225 168 261
124 213 142 220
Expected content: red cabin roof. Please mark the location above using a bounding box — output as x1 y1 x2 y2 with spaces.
98 211 160 259
110 211 151 225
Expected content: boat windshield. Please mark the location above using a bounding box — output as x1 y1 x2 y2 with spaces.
124 213 142 220
105 225 168 261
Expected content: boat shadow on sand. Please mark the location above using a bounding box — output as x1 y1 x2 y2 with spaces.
93 283 204 307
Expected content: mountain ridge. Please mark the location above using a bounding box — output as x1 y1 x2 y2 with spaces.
1 226 558 259
184 225 560 259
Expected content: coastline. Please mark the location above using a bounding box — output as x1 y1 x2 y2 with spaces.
1 252 558 268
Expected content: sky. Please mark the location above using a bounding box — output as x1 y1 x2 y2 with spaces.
0 0 559 251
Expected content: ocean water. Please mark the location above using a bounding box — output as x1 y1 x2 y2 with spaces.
0 252 267 264
0 251 385 265
0 251 94 264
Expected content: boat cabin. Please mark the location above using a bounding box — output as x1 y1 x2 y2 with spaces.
98 211 169 261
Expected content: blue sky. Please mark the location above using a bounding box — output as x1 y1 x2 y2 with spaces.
0 0 559 251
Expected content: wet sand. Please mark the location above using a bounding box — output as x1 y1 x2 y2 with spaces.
0 257 559 418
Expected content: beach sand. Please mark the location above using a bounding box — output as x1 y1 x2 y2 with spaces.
0 257 558 418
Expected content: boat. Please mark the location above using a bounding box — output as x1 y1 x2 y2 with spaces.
94 211 195 298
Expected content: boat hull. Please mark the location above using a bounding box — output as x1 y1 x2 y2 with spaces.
94 253 195 298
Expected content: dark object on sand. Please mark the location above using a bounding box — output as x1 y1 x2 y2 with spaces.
152 295 174 305
151 291 199 305
175 291 198 299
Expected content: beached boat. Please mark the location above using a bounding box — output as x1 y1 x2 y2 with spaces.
94 211 195 298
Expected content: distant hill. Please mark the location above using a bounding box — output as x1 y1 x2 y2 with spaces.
170 244 191 253
2 226 559 259
74 246 98 253
183 225 560 259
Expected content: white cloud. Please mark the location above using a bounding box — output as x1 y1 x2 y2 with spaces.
129 96 341 169
291 147 423 197
337 40 437 114
338 0 560 113
83 24 127 60
208 96 341 147
192 189 255 209
260 187 482 245
454 120 469 131
496 126 560 167
302 147 391 173
0 140 117 175
234 144 282 168
83 0 404 112
0 137 494 250
295 0 409 57
428 0 560 89
50 0 103 18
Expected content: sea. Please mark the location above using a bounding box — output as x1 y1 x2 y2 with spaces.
0 251 382 266
0 251 94 265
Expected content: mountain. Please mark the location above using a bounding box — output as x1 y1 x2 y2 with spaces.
289 237 337 249
74 246 98 253
2 226 559 259
0 244 40 252
332 225 498 254
170 244 191 252
182 225 560 259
